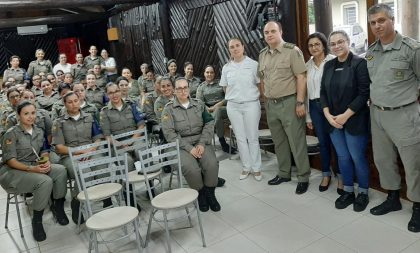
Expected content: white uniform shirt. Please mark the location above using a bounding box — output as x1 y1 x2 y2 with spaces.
53 63 72 77
305 54 335 100
219 56 260 103
103 57 117 76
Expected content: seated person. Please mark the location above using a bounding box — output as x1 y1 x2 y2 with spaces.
0 101 68 242
196 65 235 153
143 76 162 133
85 73 108 109
161 78 221 212
35 79 60 112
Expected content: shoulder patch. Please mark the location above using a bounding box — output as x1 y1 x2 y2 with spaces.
5 139 12 145
283 42 295 49
402 36 420 50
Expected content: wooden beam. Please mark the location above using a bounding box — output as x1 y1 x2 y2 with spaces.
0 0 157 11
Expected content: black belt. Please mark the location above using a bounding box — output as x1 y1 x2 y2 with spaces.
309 98 320 103
373 101 416 111
267 94 296 103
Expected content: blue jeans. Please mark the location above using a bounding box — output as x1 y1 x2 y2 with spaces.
330 128 369 194
309 100 340 177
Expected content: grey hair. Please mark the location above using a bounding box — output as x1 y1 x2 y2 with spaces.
328 30 350 44
367 3 394 19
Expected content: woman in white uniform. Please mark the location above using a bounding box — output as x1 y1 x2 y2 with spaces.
220 37 262 181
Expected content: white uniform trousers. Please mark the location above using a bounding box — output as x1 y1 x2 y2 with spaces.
227 100 262 172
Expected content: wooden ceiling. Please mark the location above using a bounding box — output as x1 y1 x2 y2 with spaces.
0 0 159 29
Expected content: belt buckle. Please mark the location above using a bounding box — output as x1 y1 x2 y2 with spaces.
379 105 385 111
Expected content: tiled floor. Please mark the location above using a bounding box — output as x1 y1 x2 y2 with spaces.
1 150 419 253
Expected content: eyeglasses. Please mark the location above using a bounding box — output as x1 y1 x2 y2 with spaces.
22 96 35 100
107 90 121 96
175 87 189 93
329 39 347 48
308 42 322 48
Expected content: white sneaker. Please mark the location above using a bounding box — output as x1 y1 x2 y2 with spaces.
239 171 250 180
253 172 262 181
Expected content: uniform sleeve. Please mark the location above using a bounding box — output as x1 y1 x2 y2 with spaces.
103 94 109 105
143 96 157 123
51 119 65 145
5 114 17 130
161 106 194 152
27 62 34 78
198 106 215 145
154 100 163 124
196 85 204 102
91 118 104 141
130 103 145 126
413 47 420 80
291 47 307 75
2 70 8 83
99 109 111 136
219 65 228 87
1 130 17 162
40 135 51 153
42 111 53 137
46 60 53 74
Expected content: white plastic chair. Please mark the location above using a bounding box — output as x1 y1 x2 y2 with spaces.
136 140 206 253
77 154 143 253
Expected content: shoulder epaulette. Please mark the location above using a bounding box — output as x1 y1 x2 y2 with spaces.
260 47 268 53
283 42 295 49
368 40 378 50
402 36 420 50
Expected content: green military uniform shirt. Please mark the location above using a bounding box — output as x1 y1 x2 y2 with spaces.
154 95 173 124
35 92 60 112
83 56 104 71
366 32 420 108
5 108 52 137
3 68 26 84
258 42 307 98
186 76 202 98
86 87 107 109
143 91 159 124
99 100 144 136
161 98 214 152
196 80 225 107
95 73 108 90
141 79 155 93
27 60 53 78
71 63 88 83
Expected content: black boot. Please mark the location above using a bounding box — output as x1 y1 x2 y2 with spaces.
206 187 221 212
408 202 420 233
219 137 236 154
103 197 113 208
71 197 84 225
198 187 209 212
217 177 226 187
32 210 46 242
52 198 69 225
370 190 402 215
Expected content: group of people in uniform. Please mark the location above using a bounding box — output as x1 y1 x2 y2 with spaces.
0 3 418 245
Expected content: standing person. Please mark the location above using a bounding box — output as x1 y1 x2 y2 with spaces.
220 37 262 181
196 65 234 154
71 53 88 83
100 49 118 82
366 4 420 232
52 91 104 224
0 101 68 242
258 21 310 194
52 53 72 78
184 62 201 98
3 55 26 85
161 78 220 212
305 32 342 193
27 49 53 78
321 30 370 211
84 45 104 72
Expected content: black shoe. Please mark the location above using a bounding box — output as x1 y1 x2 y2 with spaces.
198 188 209 212
296 182 309 194
335 192 355 209
337 188 344 195
217 177 226 187
206 187 221 212
408 202 420 233
51 198 69 225
221 144 236 154
123 190 142 212
103 198 113 208
267 176 291 185
319 176 331 192
353 193 369 212
71 198 85 225
32 210 46 242
370 190 402 216
163 165 172 173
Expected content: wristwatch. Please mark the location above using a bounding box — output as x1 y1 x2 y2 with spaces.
296 101 305 106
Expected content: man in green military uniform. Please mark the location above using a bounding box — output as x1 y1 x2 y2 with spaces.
258 21 310 194
366 4 420 233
